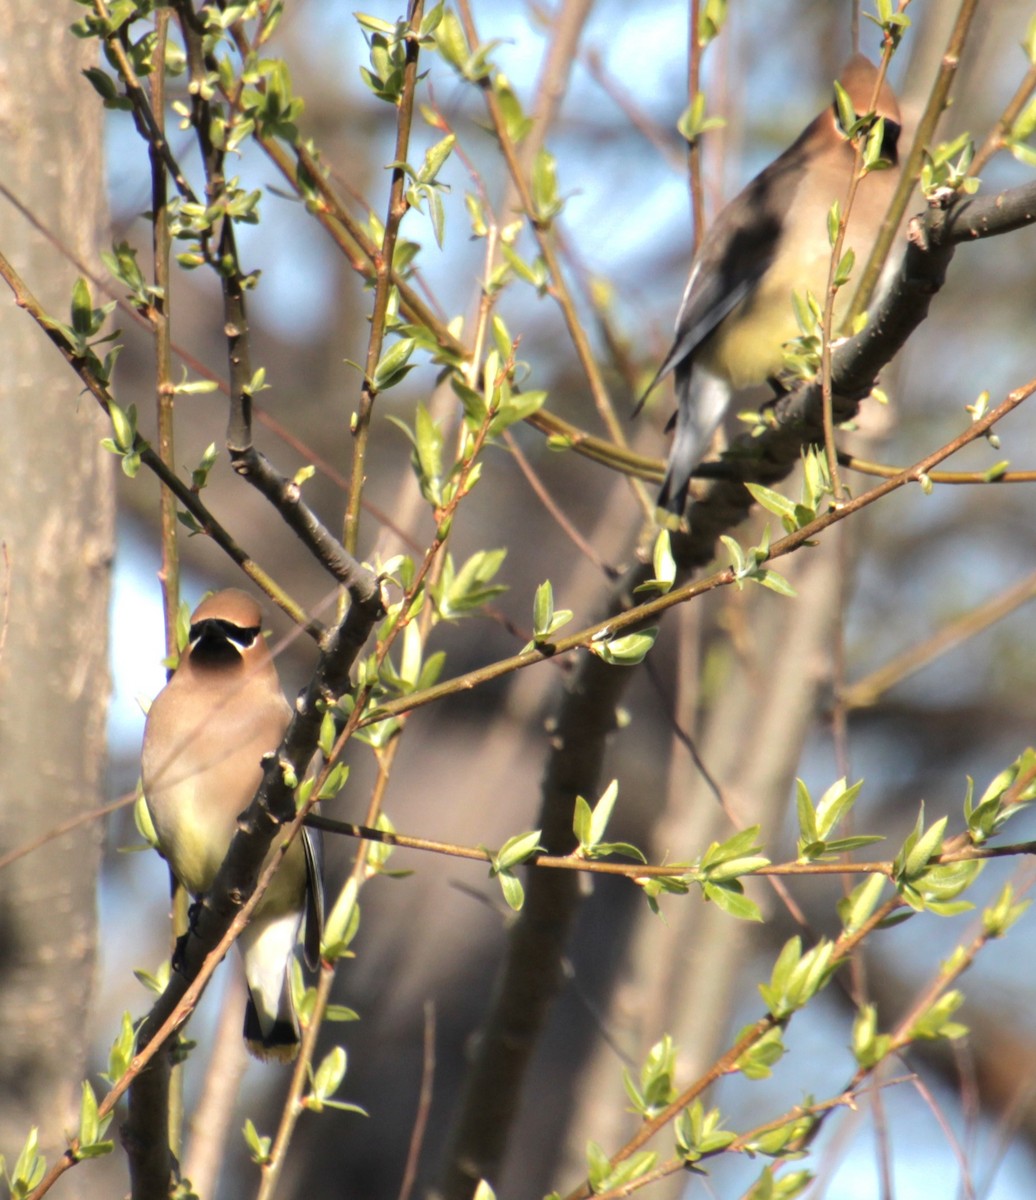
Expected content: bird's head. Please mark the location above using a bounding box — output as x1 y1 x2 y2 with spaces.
186 589 266 671
832 53 902 166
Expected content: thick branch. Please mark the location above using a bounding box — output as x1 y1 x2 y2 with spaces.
435 179 1036 1195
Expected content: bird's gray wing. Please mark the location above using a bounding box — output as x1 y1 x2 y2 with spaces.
673 210 783 373
637 187 786 414
302 825 324 970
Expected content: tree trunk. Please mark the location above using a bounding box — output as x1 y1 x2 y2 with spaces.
0 0 112 1183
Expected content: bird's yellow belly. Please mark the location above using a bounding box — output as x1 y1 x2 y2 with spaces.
147 779 305 916
699 248 851 390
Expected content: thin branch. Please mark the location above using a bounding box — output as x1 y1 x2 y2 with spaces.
399 1002 437 1200
0 245 321 635
150 6 180 655
0 173 417 545
842 568 1036 710
970 60 1036 176
819 32 901 501
304 813 1036 880
169 0 380 604
456 0 655 522
851 0 981 320
0 793 135 873
344 0 426 559
842 452 1036 484
502 428 619 578
686 0 706 255
343 370 1035 730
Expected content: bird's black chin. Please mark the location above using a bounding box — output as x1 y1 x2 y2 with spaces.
188 617 258 667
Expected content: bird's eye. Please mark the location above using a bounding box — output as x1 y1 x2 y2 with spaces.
880 118 901 163
226 622 261 648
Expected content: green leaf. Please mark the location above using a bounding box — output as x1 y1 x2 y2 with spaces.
703 882 763 921
494 829 543 873
71 276 95 336
107 400 137 452
316 762 350 802
909 989 968 1042
6 1127 45 1196
634 528 677 597
493 74 533 143
307 1046 347 1111
420 133 455 183
105 1011 136 1085
572 795 593 849
759 936 836 1017
735 1024 785 1080
586 779 618 847
500 241 545 290
496 868 524 911
816 777 864 837
533 580 554 638
243 1117 272 1165
852 1002 892 1069
697 0 728 46
372 337 416 391
433 9 470 70
834 247 855 287
590 627 658 666
832 81 857 138
391 405 444 507
745 482 797 522
677 90 725 140
436 548 508 618
756 568 796 597
700 825 767 871
322 877 360 961
904 813 948 877
76 1081 113 1158
827 199 841 247
531 148 563 222
983 882 1031 938
675 1099 736 1162
318 708 338 759
746 1111 814 1158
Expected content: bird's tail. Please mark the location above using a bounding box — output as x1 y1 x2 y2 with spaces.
243 993 300 1063
657 369 731 516
239 910 304 1062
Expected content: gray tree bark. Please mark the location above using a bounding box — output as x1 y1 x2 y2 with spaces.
0 0 112 1183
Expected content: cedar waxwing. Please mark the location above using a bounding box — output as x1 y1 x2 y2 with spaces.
141 588 323 1062
647 54 902 516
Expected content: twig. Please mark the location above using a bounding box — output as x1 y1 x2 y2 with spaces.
456 0 655 522
686 0 706 255
819 32 901 501
344 0 426 559
502 429 619 577
150 6 180 655
304 812 1036 880
851 0 981 320
0 792 135 873
171 0 380 603
842 568 1036 709
398 1003 436 1200
970 60 1036 176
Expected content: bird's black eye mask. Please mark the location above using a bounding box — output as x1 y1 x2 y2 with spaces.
189 618 261 648
832 101 902 165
